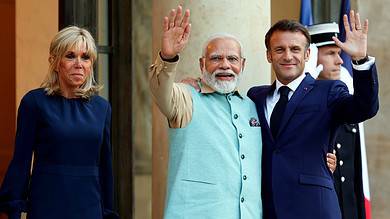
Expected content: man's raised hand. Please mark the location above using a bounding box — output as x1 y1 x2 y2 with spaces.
333 10 368 60
161 5 191 59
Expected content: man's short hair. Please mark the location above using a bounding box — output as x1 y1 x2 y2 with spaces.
307 22 339 47
265 19 311 50
202 33 244 58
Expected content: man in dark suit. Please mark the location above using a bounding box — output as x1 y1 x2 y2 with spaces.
247 11 379 219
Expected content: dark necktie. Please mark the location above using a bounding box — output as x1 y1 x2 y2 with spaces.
270 86 290 138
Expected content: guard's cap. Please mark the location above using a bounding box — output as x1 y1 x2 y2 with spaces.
307 22 339 47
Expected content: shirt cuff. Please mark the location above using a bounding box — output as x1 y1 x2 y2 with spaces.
154 54 179 74
159 52 179 62
352 56 375 71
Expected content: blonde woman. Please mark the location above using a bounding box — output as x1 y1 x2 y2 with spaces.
0 26 118 219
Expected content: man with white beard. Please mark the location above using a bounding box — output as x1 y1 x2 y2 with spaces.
149 5 263 219
199 34 243 93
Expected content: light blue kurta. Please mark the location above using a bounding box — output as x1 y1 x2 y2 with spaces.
165 86 263 219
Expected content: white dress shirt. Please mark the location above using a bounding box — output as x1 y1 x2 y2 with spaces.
265 72 306 125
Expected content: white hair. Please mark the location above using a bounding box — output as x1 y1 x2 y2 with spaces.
201 33 244 58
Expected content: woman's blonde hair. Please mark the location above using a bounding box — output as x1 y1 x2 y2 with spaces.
41 26 101 98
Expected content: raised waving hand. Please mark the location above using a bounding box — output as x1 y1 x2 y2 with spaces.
161 5 191 59
333 10 368 60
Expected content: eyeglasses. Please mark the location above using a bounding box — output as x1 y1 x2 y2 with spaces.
206 55 242 65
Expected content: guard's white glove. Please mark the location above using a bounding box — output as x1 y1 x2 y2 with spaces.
304 43 323 78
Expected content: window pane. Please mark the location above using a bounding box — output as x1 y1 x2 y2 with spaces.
312 0 342 23
97 53 109 100
96 0 110 100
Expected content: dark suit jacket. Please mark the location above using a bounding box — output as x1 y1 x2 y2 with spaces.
247 64 379 219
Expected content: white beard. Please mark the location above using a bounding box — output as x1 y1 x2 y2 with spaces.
202 69 240 94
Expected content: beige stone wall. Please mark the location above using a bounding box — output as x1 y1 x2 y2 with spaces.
132 0 153 175
132 0 153 218
356 1 390 218
15 0 58 106
271 0 300 23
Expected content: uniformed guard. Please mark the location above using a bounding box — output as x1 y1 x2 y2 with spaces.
307 22 371 219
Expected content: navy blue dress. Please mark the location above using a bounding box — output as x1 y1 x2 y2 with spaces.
0 88 118 219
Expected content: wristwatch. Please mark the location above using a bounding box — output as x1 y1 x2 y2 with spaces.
352 55 369 65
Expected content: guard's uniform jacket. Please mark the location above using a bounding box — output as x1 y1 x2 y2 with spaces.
334 124 366 219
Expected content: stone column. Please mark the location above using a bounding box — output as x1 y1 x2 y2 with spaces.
356 0 390 218
152 1 271 218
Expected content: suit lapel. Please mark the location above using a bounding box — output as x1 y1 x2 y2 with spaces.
256 83 275 143
277 74 315 137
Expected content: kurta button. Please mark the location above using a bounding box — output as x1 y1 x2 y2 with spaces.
243 175 247 180
234 114 238 119
339 160 344 166
352 128 357 133
228 96 232 101
337 143 341 149
241 154 245 159
341 176 345 182
241 197 244 202
239 133 243 138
